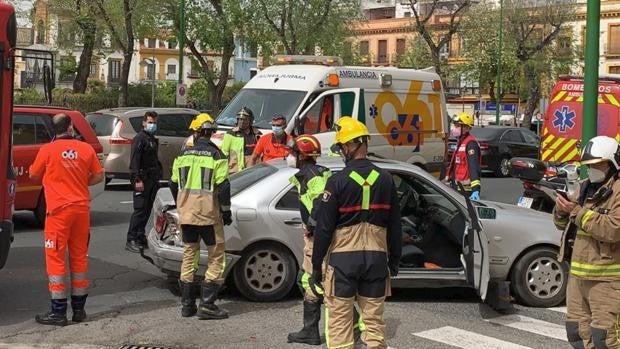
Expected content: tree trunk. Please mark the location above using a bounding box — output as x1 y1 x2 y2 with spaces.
522 69 539 130
210 38 234 113
488 81 496 102
118 0 135 107
73 17 96 93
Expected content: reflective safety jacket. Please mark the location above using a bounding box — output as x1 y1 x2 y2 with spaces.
289 164 332 233
312 159 402 275
221 127 261 173
171 137 231 226
447 133 481 192
554 176 620 281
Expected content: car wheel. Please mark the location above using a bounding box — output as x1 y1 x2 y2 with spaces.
496 156 511 177
510 247 568 307
233 242 297 302
34 194 46 227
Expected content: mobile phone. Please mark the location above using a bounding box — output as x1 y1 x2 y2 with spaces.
556 189 569 199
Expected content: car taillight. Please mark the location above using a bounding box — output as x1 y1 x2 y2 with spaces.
523 181 535 190
479 142 490 151
155 214 167 235
110 119 133 145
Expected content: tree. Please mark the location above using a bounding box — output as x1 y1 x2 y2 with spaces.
92 0 159 106
503 0 577 128
49 0 99 93
405 0 476 83
397 36 436 69
248 0 361 56
163 0 245 113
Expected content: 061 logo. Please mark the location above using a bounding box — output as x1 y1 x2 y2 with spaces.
61 149 78 160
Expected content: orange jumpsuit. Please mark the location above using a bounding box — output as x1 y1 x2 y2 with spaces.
30 138 104 300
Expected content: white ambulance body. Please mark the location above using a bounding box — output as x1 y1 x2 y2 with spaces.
214 56 449 173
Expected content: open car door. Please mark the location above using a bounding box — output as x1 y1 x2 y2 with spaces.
459 185 490 300
293 88 364 154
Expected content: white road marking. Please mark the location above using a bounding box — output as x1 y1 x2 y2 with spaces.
414 326 532 349
548 306 567 314
485 314 566 341
120 200 133 204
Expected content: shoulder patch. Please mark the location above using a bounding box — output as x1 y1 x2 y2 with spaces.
468 149 475 155
321 190 332 202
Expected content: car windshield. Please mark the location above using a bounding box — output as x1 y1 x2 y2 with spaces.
216 89 307 129
230 163 278 197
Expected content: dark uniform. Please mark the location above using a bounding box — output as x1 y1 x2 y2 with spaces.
312 158 401 349
127 129 162 247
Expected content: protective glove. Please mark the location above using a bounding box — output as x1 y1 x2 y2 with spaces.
469 190 480 201
388 259 399 277
310 268 324 298
222 210 233 226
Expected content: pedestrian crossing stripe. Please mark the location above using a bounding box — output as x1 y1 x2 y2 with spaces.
485 314 566 341
548 306 567 314
414 326 533 349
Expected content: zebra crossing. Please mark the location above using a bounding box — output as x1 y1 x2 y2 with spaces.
413 306 568 348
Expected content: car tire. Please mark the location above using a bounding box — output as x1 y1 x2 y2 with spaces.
34 194 46 227
495 156 511 177
510 247 568 307
233 242 297 302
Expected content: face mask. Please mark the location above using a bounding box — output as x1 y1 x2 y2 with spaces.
272 125 284 135
588 167 607 183
144 123 157 134
286 154 297 168
450 125 461 138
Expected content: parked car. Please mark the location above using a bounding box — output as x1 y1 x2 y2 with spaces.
12 105 105 225
448 126 540 177
146 157 567 308
85 108 199 182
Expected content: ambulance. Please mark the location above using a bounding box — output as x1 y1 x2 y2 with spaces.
541 75 620 164
214 55 449 174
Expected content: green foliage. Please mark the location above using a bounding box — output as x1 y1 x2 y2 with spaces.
397 37 436 69
222 81 245 103
86 79 106 93
14 88 46 105
58 54 78 80
188 79 211 104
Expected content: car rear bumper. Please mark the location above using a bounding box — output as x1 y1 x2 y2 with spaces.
145 228 239 277
0 219 14 269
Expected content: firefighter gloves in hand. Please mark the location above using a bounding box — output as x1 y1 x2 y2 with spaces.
222 211 233 226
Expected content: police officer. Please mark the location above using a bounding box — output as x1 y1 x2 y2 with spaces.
170 114 232 320
29 114 105 325
445 112 481 201
126 111 162 252
221 107 261 174
554 136 620 349
312 117 402 349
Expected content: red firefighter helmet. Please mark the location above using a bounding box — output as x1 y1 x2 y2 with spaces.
293 134 321 158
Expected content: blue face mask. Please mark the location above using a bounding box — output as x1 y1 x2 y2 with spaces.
272 125 284 135
145 123 157 134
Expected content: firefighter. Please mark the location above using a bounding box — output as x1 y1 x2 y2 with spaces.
311 117 402 349
29 114 105 325
221 107 261 174
444 112 482 201
126 111 163 252
554 135 620 349
170 114 232 320
182 113 214 151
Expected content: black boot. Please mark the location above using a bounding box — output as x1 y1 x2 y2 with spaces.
35 299 68 326
197 282 228 320
287 299 322 345
71 294 88 323
179 280 198 317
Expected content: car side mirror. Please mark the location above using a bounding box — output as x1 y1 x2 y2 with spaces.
476 206 496 220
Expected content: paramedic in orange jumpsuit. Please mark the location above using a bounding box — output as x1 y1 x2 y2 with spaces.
29 114 105 326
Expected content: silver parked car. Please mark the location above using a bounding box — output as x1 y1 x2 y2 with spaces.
86 108 200 182
146 157 568 308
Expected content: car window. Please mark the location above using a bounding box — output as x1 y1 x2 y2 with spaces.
521 130 539 145
86 113 116 136
13 113 54 145
130 114 193 137
229 163 279 197
275 187 300 211
301 95 334 135
501 130 523 143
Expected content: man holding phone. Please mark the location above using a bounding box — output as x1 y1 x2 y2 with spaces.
553 136 620 349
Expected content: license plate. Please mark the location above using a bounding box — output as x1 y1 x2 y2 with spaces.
517 196 534 208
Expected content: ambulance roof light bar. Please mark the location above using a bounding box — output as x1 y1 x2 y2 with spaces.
273 55 343 67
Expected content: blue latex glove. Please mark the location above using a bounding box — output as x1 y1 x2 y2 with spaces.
469 191 480 201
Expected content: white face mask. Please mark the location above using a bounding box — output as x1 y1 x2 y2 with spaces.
286 154 297 168
588 167 607 183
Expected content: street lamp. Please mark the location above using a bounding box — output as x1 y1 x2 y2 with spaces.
140 58 156 108
495 0 503 126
